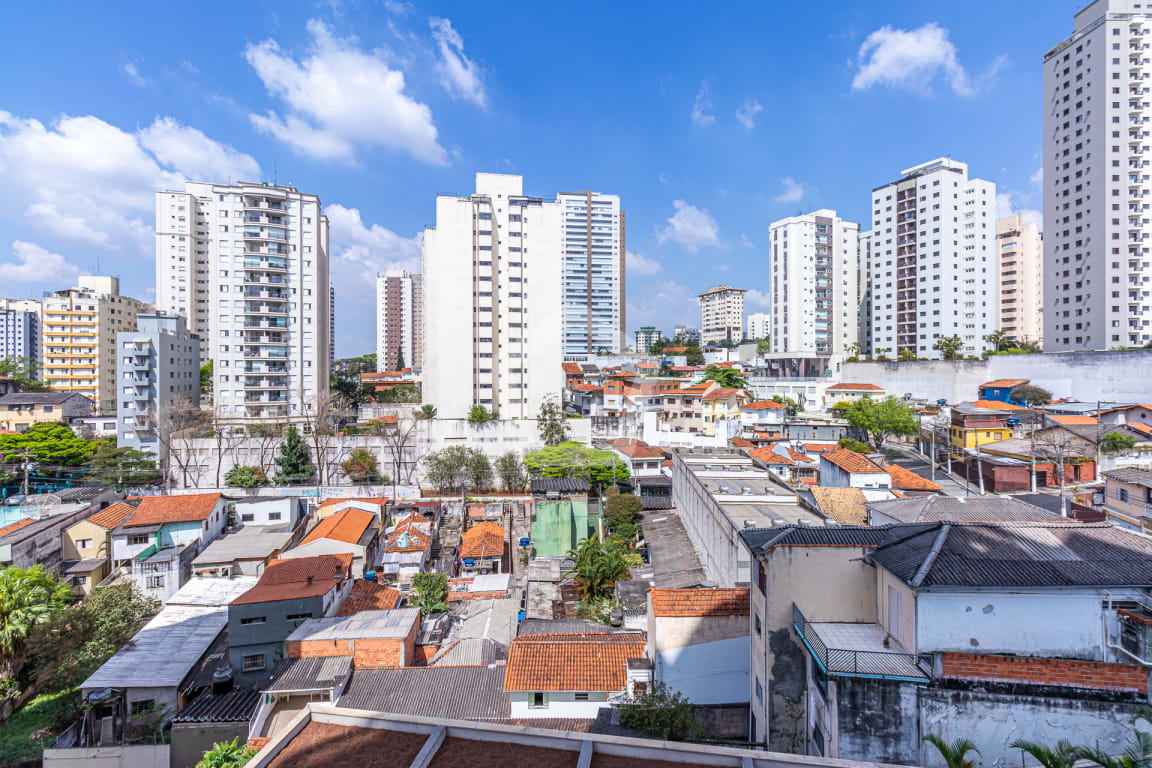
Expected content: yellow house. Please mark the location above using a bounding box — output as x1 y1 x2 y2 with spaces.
949 404 1014 460
700 387 749 437
61 502 135 596
0 392 93 433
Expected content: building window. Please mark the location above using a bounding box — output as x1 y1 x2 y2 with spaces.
755 677 763 703
1120 487 1131 503
128 535 149 546
145 575 165 589
286 613 312 623
240 513 255 522
574 692 589 701
530 692 547 708
75 538 92 549
242 654 265 672
240 616 266 625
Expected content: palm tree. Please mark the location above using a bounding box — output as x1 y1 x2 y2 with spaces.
0 565 73 679
566 535 629 601
1071 730 1152 768
415 404 437 420
984 329 1011 352
1011 739 1078 768
923 735 980 768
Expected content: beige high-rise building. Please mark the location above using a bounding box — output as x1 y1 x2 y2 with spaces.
42 276 148 412
996 215 1044 347
698 286 746 345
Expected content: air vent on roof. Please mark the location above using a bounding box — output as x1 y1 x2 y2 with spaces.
742 487 755 495
798 519 812 526
824 519 839 527
773 518 786 526
744 520 759 528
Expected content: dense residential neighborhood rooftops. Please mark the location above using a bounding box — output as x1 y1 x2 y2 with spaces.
826 382 883 391
743 399 786 410
231 553 353 605
807 487 870 524
822 448 887 474
650 587 749 617
981 379 1029 389
85 501 136 530
882 464 943 491
192 525 294 567
168 575 260 606
459 521 505 559
300 507 375 546
286 608 420 642
264 656 352 694
338 666 510 719
865 495 1067 524
337 580 403 615
504 632 647 692
121 492 221 526
607 437 665 459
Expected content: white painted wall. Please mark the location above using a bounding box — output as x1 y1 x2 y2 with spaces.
654 635 751 705
508 690 613 719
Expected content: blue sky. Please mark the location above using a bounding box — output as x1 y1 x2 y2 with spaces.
0 0 1075 357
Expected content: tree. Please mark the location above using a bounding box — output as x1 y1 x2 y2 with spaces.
196 738 258 768
468 404 495 424
495 451 524 491
411 573 448 615
771 395 801 420
619 681 702 742
466 450 493 490
898 347 916 361
424 446 472 493
0 423 101 468
923 735 980 768
1010 739 1078 768
1036 429 1086 517
274 426 314 485
304 391 354 485
604 493 643 530
537 394 571 446
415 404 437 420
224 465 267 488
845 341 860 361
684 345 705 366
199 361 213 396
84 444 161 487
984 329 1011 352
566 535 629 601
838 438 871 454
1102 432 1137 454
1070 730 1152 768
156 395 204 490
843 397 918 452
700 365 748 390
395 344 405 370
0 357 50 392
248 423 285 480
1013 384 1052 406
522 442 629 488
0 566 73 679
340 447 383 483
933 335 965 360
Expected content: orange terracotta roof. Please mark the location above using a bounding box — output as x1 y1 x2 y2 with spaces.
318 497 388 508
969 400 1026 410
712 361 738 368
1131 423 1152 437
0 517 34 538
569 383 603 392
883 464 943 492
650 588 749 617
981 379 1029 389
231 553 352 605
804 443 838 453
743 400 785 410
636 363 657 370
891 490 908 498
702 387 742 401
460 521 505 560
821 448 886 474
336 580 403 615
300 508 375 546
608 438 664 460
383 519 431 553
748 446 793 465
123 493 222 527
663 346 688 353
504 633 647 693
826 382 883 391
86 501 137 530
730 437 754 448
562 363 582 376
1050 414 1098 426
786 448 815 464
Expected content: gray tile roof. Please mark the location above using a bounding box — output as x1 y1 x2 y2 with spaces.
429 637 506 666
739 524 914 556
263 656 351 694
337 666 509 719
518 618 612 636
1105 468 1152 488
0 392 89 405
531 477 591 493
870 521 1152 588
173 687 260 724
864 495 1065 524
285 608 420 642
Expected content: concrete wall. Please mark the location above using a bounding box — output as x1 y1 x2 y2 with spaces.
841 350 1152 404
170 722 249 768
919 687 1148 768
508 690 611 719
832 677 920 765
43 745 169 768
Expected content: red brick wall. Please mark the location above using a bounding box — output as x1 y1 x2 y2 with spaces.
286 639 354 658
352 638 406 668
942 653 1147 694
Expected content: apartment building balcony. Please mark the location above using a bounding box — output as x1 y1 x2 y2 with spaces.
243 319 288 331
245 244 290 256
243 226 287 241
243 212 286 225
244 378 287 390
793 604 928 682
243 361 290 374
242 346 289 359
242 333 288 346
244 392 289 404
243 198 285 211
243 301 288 315
244 256 288 271
243 286 290 300
244 274 287 285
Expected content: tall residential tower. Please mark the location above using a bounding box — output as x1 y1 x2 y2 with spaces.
996 214 1044 346
698 286 746 345
376 270 422 371
557 191 625 355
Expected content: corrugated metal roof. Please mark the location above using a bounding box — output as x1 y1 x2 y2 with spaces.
173 687 260 723
168 576 260 607
429 638 506 666
531 477 591 493
263 656 351 693
518 618 612 636
338 666 509 719
1105 468 1152 488
870 522 1152 588
865 496 1066 524
81 606 226 690
286 608 420 642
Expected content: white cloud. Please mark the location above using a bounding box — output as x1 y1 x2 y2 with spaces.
180 60 199 75
746 289 771 308
122 62 149 87
138 117 260 182
626 250 662 276
429 18 487 108
658 200 720 252
0 241 79 283
715 263 729 272
996 191 1042 231
658 172 670 185
773 177 805 204
245 19 447 165
735 99 763 130
852 23 993 97
26 203 110 246
626 280 700 333
383 1 414 15
691 82 715 126
1030 167 1043 187
740 234 755 248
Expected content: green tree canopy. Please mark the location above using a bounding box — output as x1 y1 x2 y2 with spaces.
1013 384 1052 406
604 493 643 530
619 681 702 742
0 566 74 679
424 446 491 493
923 736 980 768
274 426 314 484
0 357 50 392
566 535 629 601
224 465 267 488
340 447 383 483
495 451 524 491
700 365 747 390
0 423 101 467
84 444 161 487
415 404 437 420
199 361 213 395
196 738 258 768
684 346 705 366
522 442 629 488
466 450 493 489
842 397 918 451
537 394 571 446
411 573 448 615
468 404 495 424
1102 432 1137 454
932 335 966 360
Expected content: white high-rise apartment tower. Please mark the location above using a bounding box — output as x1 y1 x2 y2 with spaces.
868 158 997 359
376 270 422 371
1044 0 1152 350
422 173 563 419
155 181 331 421
996 215 1045 346
746 313 770 341
698 286 746 345
769 210 860 355
557 191 625 355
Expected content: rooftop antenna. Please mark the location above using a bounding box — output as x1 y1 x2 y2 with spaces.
274 159 278 186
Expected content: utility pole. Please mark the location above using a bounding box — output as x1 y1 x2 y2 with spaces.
975 442 985 495
21 451 31 497
1030 406 1038 494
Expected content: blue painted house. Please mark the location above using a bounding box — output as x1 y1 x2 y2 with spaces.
977 378 1030 406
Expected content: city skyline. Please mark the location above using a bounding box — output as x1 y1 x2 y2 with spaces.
0 1 1077 357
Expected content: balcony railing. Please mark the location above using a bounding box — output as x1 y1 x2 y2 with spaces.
793 604 929 681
